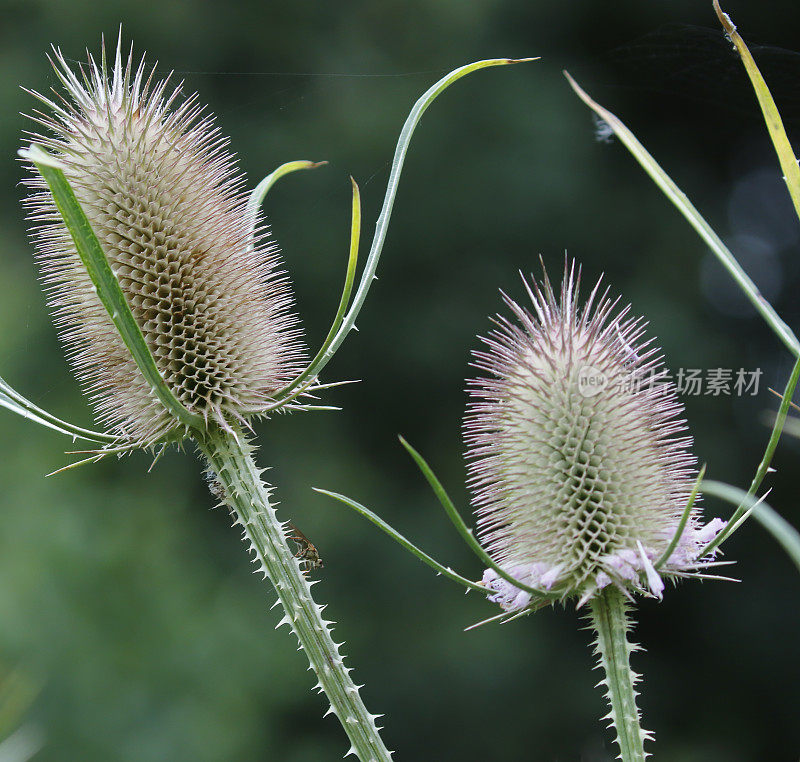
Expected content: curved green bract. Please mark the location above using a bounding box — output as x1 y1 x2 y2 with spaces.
398 436 557 600
655 465 705 569
312 488 489 594
0 374 115 443
304 58 538 382
21 145 203 433
702 479 800 574
565 73 800 359
275 178 361 399
246 159 327 230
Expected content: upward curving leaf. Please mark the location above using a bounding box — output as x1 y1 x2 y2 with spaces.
246 159 328 235
304 58 539 382
398 436 556 600
275 177 362 400
701 356 800 556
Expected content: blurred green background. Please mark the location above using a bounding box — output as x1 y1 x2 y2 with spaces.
1 0 800 759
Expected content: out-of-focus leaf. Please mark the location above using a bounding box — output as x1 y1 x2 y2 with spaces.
713 1 800 223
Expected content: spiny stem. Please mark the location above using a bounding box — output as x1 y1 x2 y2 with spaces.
588 587 649 762
197 427 392 762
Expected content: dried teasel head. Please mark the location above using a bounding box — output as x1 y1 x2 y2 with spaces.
465 262 725 610
22 39 306 445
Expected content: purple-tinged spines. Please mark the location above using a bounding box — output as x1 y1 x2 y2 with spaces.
22 39 306 445
465 262 725 609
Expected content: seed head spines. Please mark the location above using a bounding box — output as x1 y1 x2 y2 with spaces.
465 263 725 608
23 40 306 444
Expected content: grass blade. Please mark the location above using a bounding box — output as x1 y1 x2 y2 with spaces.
565 72 800 358
713 2 800 223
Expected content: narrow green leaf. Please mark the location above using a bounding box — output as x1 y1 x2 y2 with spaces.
275 177 361 399
21 145 203 433
565 73 800 358
655 464 706 569
702 356 800 556
307 58 539 380
713 2 800 223
0 375 114 443
312 488 489 594
702 479 800 574
246 159 327 226
398 436 556 599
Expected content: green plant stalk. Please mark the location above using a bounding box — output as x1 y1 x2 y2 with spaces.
702 355 800 556
588 587 648 762
197 426 392 762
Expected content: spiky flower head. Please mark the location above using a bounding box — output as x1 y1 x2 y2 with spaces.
465 263 725 610
22 40 305 445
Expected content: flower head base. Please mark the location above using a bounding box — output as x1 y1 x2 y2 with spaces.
23 40 305 445
465 263 725 610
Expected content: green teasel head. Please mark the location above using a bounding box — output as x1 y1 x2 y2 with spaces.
465 262 725 609
22 40 306 445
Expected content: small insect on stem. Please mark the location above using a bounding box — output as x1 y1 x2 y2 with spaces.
204 467 227 502
287 522 324 576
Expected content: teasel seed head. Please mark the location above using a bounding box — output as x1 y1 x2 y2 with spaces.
22 39 306 445
465 262 725 610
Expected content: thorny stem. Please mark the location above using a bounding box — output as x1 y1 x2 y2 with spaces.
588 587 649 762
197 426 392 762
